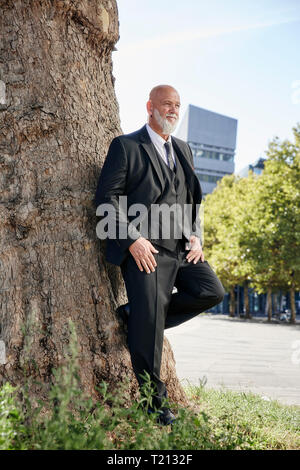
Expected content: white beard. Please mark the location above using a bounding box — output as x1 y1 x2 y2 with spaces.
153 108 178 134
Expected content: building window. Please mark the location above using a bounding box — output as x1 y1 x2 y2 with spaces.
223 154 234 162
191 146 234 162
195 172 223 183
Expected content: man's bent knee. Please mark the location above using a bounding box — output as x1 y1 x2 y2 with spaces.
212 285 225 306
197 286 225 310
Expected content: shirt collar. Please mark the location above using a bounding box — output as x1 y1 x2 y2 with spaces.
146 123 172 148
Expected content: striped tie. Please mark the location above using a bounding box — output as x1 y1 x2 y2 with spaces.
164 141 175 171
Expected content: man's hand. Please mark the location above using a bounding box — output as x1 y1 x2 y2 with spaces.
186 235 205 264
129 237 159 273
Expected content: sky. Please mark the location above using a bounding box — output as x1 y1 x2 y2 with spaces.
112 0 300 172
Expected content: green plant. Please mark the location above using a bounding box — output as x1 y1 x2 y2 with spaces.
0 383 25 450
1 320 299 450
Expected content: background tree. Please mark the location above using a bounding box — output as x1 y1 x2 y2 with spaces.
203 125 300 323
0 0 187 406
204 174 259 318
236 171 280 322
203 175 241 317
262 125 300 323
230 174 259 319
240 125 300 323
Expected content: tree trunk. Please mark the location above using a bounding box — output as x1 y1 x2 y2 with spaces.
289 287 296 324
229 286 235 317
0 0 187 407
266 287 272 321
273 292 279 316
243 281 251 319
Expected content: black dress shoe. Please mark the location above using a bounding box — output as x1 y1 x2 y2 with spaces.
116 303 130 326
157 408 176 426
147 406 176 426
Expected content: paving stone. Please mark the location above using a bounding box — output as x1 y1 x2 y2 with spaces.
165 314 300 406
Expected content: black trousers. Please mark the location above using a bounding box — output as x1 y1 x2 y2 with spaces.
120 242 225 408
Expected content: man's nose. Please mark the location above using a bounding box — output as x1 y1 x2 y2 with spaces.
169 104 177 114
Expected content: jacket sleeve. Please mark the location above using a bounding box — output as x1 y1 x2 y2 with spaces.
94 137 141 251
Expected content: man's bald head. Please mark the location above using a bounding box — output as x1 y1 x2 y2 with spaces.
146 85 181 139
149 85 180 102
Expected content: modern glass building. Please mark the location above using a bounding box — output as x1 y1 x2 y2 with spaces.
176 104 238 196
236 157 266 177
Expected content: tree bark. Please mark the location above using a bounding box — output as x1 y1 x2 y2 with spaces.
229 286 235 317
289 287 296 324
0 0 187 407
243 281 251 319
273 292 279 318
266 287 272 321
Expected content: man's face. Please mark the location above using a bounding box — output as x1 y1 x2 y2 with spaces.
149 87 180 135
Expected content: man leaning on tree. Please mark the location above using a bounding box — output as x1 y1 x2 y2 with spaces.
94 85 225 426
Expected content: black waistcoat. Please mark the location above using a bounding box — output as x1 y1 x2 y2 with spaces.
140 145 190 251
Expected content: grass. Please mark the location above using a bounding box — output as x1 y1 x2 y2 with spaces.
186 384 300 450
1 321 299 450
1 379 299 450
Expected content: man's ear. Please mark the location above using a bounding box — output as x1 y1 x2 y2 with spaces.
146 100 153 117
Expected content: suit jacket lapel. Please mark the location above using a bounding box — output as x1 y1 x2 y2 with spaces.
138 125 202 203
139 125 165 190
171 137 202 202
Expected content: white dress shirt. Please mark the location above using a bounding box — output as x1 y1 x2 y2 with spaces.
146 123 176 168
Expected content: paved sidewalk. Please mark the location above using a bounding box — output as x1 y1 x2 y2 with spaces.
165 314 300 406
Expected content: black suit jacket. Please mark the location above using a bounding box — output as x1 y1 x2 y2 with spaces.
94 125 202 266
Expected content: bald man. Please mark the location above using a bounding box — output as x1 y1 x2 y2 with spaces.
94 85 225 425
